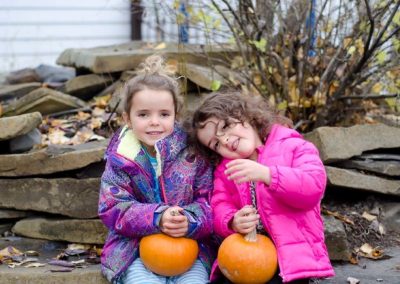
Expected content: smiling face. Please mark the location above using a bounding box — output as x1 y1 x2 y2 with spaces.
197 117 263 160
123 88 175 154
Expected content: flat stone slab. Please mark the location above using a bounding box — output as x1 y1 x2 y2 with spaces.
12 218 107 244
0 112 42 141
0 209 29 219
326 166 400 196
304 124 400 163
338 158 400 177
0 178 100 218
56 41 237 73
0 139 108 177
179 63 225 90
0 82 41 101
62 74 114 100
2 87 87 116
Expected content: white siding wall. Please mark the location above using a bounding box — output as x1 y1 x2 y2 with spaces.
0 0 131 72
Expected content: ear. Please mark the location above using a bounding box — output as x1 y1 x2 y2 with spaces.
122 112 132 128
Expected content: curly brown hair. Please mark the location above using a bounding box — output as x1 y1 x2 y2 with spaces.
121 55 183 118
186 91 293 165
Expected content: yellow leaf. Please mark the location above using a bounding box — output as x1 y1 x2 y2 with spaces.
376 51 386 64
355 38 365 55
253 74 262 86
347 46 356 55
343 38 352 48
277 100 288 111
210 80 221 91
213 18 221 29
371 82 382 94
154 42 166 50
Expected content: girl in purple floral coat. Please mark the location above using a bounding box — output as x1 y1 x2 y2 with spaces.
98 55 215 283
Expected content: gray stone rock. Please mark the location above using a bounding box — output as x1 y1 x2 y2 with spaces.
0 178 100 218
0 139 108 177
179 63 225 90
2 87 87 116
304 124 400 163
56 41 238 74
0 209 29 219
62 74 114 100
326 166 400 196
35 64 75 84
0 82 41 101
12 217 107 244
338 159 400 177
5 68 41 84
9 128 42 153
0 112 42 141
323 215 351 261
381 202 400 234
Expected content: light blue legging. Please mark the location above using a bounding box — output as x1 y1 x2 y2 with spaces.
121 258 209 284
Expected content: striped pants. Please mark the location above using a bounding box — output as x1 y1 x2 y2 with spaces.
121 258 209 284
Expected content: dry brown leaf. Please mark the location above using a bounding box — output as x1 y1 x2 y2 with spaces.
358 243 384 260
362 211 377 222
24 262 46 268
322 208 355 225
0 246 23 262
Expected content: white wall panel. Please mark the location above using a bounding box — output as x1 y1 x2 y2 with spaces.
0 0 131 73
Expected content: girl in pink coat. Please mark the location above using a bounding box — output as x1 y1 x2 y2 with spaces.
189 92 334 283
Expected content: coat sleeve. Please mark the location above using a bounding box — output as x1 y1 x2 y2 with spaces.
181 155 214 239
267 139 327 210
210 163 239 238
98 156 165 238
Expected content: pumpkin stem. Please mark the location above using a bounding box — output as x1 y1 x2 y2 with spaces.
244 229 257 242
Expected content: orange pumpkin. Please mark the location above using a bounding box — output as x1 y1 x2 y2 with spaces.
217 231 278 284
139 233 199 276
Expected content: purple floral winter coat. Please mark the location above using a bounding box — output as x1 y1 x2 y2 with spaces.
98 124 215 283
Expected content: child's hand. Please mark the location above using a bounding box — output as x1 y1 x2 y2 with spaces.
231 205 259 234
160 206 189 237
225 159 271 184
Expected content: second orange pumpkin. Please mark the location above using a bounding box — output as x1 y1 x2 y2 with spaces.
218 232 278 284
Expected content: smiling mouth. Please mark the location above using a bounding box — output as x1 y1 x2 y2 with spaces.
146 131 163 136
231 139 239 151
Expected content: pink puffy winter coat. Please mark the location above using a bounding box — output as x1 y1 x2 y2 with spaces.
210 124 335 282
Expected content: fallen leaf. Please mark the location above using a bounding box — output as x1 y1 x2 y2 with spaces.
0 246 23 263
24 262 46 268
347 276 360 284
362 211 377 221
24 250 40 257
322 208 354 225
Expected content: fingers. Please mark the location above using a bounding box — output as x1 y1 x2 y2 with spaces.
160 206 189 237
160 226 188 237
232 206 260 234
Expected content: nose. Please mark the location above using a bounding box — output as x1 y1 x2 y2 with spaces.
217 134 229 145
150 115 160 125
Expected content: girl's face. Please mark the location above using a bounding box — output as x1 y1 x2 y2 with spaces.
123 89 175 153
197 116 263 160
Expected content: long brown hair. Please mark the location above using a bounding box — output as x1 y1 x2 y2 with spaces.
187 91 293 165
121 55 183 118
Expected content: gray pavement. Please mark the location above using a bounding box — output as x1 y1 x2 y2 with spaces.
321 246 400 284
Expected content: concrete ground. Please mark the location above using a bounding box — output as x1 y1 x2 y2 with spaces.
1 237 399 283
0 237 108 284
321 246 400 284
